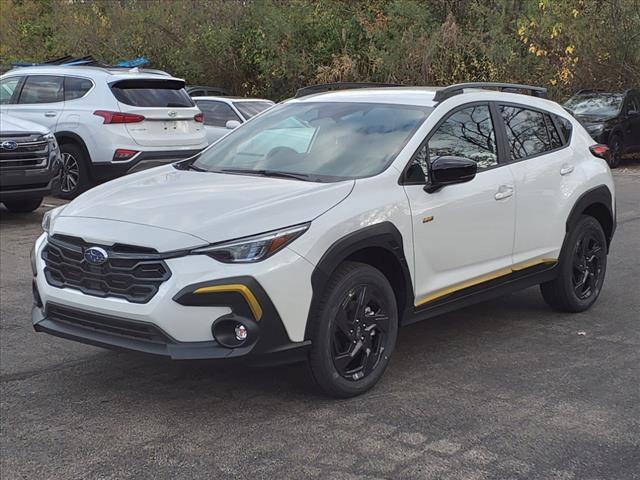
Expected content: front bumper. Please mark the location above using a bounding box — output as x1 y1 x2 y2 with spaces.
91 148 204 182
0 160 61 201
32 234 314 363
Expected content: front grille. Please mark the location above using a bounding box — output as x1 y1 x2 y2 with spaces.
47 304 173 344
0 134 49 169
42 235 171 304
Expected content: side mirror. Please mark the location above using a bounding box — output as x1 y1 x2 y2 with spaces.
425 156 477 193
226 120 241 130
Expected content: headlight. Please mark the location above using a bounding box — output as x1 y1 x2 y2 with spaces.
192 223 310 263
43 132 58 150
42 205 65 233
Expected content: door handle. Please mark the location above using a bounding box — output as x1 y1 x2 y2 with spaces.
494 185 514 200
44 111 57 117
560 164 574 175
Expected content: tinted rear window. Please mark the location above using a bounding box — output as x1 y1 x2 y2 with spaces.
234 101 274 119
111 79 194 107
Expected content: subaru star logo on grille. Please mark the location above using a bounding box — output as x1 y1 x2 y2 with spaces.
168 111 177 117
0 140 18 150
84 246 108 265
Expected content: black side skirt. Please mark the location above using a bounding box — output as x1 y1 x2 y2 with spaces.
403 263 558 326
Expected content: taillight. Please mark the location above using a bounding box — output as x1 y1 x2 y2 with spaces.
94 110 145 124
589 144 611 162
194 113 204 123
113 149 139 161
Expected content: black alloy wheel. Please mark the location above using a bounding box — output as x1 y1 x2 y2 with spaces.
331 284 390 381
540 215 607 312
571 230 605 300
308 262 398 398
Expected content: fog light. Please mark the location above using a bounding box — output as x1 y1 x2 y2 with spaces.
234 323 248 341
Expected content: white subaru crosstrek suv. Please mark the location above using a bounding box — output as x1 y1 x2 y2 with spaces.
32 83 616 397
0 65 208 198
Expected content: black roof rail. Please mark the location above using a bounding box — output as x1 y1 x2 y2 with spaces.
295 82 401 98
433 82 548 102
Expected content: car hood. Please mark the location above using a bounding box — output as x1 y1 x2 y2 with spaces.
59 165 354 245
0 112 50 135
575 114 616 124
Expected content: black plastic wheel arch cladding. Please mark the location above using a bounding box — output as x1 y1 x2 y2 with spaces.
564 185 615 252
304 222 414 340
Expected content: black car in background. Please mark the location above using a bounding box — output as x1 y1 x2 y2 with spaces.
564 89 640 167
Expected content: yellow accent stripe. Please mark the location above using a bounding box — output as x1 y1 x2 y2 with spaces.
193 284 263 321
415 258 558 307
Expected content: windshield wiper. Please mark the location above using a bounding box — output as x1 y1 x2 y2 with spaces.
220 168 312 181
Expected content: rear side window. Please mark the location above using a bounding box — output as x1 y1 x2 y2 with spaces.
500 106 558 160
196 101 241 127
18 75 64 104
0 77 21 104
111 79 194 107
234 101 274 119
64 77 93 101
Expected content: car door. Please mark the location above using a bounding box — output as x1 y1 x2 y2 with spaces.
195 100 243 144
622 93 640 150
402 103 516 306
498 104 576 265
7 75 64 131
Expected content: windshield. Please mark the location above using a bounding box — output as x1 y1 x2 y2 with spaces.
234 101 274 119
564 93 623 117
192 102 431 181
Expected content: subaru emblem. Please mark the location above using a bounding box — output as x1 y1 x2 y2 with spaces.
0 140 18 151
84 246 108 265
168 111 177 117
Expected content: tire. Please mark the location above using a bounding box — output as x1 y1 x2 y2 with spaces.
608 134 623 168
57 143 90 199
2 197 43 213
540 215 607 312
307 261 399 398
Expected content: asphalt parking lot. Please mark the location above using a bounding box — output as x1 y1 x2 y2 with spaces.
1 166 639 480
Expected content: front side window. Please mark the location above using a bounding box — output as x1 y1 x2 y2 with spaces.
192 102 431 181
428 104 498 170
233 101 274 120
64 76 93 101
18 75 64 104
196 101 241 127
0 77 21 104
500 106 554 160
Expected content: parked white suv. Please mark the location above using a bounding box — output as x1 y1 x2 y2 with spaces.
31 83 616 397
1 66 208 198
192 96 274 144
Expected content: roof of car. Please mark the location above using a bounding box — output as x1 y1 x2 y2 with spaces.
1 65 181 82
288 86 570 119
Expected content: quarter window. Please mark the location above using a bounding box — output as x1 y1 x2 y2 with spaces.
545 114 563 149
556 115 573 144
0 77 21 104
18 75 64 104
500 106 555 160
196 101 242 127
64 77 93 101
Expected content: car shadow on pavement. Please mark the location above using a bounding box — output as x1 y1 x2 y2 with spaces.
57 287 554 402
